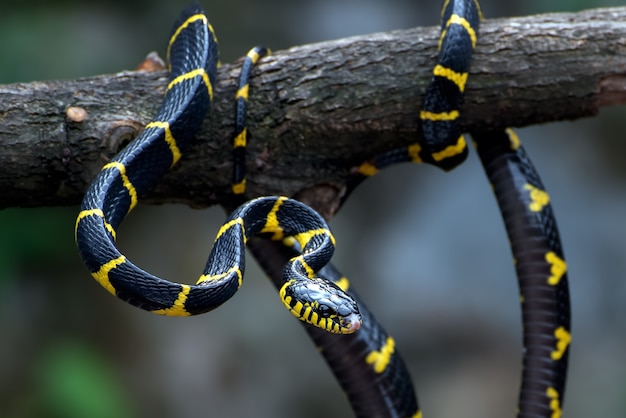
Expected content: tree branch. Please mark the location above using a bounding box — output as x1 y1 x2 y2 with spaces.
1 7 625 210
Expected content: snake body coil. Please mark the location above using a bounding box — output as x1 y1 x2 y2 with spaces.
75 4 360 334
75 1 571 416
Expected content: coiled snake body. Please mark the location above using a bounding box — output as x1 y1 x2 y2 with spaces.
75 3 361 334
76 1 571 417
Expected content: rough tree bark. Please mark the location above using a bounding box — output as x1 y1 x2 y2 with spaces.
1 7 625 215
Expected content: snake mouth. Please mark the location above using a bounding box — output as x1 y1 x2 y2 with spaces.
341 312 362 333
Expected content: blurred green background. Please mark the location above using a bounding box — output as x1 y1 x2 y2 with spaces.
1 0 625 417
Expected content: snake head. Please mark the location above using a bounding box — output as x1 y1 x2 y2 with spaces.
280 278 361 334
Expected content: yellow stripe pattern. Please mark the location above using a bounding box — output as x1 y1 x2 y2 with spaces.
546 387 562 418
445 14 478 48
166 13 208 65
546 252 567 286
236 84 249 101
365 336 396 373
231 180 246 195
102 162 138 211
440 0 451 17
145 121 182 166
292 255 316 279
152 285 191 317
281 279 332 329
315 317 340 334
215 217 246 242
431 136 467 162
506 128 522 150
524 184 550 212
91 255 126 296
472 0 485 21
207 22 218 46
279 280 296 307
247 48 264 64
551 326 571 361
233 128 247 148
168 68 213 100
433 64 468 92
407 143 423 163
260 197 287 240
299 301 322 327
292 228 336 250
334 276 350 292
357 161 378 176
197 266 244 287
75 209 116 241
420 110 459 121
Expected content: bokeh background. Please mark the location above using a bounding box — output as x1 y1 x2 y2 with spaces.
1 0 625 417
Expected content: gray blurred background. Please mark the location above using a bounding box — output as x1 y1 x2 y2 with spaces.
1 0 625 417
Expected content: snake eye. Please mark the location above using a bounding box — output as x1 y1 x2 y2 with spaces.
316 303 333 316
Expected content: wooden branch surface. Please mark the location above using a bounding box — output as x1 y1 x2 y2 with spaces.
1 7 625 210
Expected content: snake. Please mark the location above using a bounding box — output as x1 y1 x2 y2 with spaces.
232 0 571 417
75 1 571 417
74 3 361 334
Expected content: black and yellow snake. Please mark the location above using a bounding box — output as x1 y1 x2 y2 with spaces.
75 1 571 417
74 4 360 334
